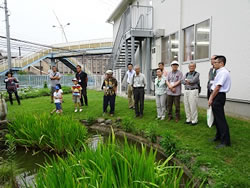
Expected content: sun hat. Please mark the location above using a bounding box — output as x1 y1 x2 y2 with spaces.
170 60 179 66
106 70 113 74
72 78 78 82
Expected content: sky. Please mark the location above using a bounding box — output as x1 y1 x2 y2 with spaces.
0 0 120 45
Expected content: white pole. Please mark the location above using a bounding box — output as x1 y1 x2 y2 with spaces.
4 0 12 70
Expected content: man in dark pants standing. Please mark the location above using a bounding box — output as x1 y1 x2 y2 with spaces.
76 65 88 106
131 65 146 118
208 56 231 148
207 55 217 99
101 70 118 117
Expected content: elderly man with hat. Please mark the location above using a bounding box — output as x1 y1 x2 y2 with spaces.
166 61 183 122
101 70 118 116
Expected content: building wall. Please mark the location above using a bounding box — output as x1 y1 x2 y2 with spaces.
151 0 250 102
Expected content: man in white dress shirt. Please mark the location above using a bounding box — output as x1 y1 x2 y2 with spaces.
208 56 231 148
123 63 135 109
131 65 146 118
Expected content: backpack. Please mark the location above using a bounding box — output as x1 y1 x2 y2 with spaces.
185 71 201 93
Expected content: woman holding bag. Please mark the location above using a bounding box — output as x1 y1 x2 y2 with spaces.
4 71 21 105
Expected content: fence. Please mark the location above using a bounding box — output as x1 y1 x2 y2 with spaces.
0 74 104 91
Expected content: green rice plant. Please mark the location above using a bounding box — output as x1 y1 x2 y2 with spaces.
0 134 18 187
160 130 179 157
7 114 88 153
145 122 158 143
35 131 187 188
121 117 135 132
86 115 96 125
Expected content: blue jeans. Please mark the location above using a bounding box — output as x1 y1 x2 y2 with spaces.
55 103 62 110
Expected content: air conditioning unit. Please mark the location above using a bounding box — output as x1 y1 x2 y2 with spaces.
154 29 165 38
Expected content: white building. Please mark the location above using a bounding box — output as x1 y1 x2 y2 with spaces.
107 0 250 118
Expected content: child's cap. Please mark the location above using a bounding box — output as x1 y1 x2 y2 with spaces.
55 85 60 90
72 78 78 82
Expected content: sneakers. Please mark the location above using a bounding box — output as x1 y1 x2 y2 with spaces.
74 109 78 112
79 109 83 112
160 117 165 120
155 117 161 120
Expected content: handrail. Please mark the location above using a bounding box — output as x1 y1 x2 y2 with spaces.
112 5 153 69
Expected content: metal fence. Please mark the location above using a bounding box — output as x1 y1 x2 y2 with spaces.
0 75 104 91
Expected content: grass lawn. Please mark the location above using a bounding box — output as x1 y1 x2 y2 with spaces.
6 90 250 187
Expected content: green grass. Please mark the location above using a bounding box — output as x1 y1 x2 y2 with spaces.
35 132 187 188
6 90 250 187
7 114 88 153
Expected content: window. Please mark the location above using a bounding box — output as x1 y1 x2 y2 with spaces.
195 20 210 59
183 26 194 61
161 32 179 66
161 36 170 65
170 32 179 62
183 19 210 62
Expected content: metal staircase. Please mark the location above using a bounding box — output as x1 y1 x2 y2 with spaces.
112 5 153 76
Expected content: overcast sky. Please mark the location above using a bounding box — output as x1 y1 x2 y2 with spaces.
0 0 120 45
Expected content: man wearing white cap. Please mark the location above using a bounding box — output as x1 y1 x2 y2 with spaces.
166 61 183 122
101 70 118 116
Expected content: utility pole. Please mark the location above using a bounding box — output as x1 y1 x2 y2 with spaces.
4 0 12 70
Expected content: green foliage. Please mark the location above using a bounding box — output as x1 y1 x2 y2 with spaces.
145 122 158 143
43 81 48 89
7 114 88 153
0 135 18 187
2 86 71 101
121 117 135 132
86 115 96 125
5 90 250 187
160 130 178 157
17 71 28 75
35 133 185 188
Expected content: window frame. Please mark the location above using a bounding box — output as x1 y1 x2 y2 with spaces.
182 18 211 65
161 31 179 66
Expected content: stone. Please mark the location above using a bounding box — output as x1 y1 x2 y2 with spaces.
97 118 105 123
100 123 106 126
105 119 112 124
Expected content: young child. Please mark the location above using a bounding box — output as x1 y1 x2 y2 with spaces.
72 78 82 112
53 85 63 114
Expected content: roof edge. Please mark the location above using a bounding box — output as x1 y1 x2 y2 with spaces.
106 0 134 23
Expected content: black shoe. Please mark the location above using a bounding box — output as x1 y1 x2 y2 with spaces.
215 144 230 149
191 122 198 126
209 137 220 142
135 114 140 118
185 121 191 124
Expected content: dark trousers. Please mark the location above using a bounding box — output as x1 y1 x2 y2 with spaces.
212 93 231 145
133 87 144 116
8 91 20 105
80 87 88 106
207 89 212 100
103 95 116 114
167 95 180 119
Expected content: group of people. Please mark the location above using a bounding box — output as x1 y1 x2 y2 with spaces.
4 55 231 148
49 65 88 114
109 55 230 148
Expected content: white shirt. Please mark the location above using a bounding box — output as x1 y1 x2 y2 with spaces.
54 91 62 103
126 70 135 84
211 67 231 93
132 73 146 88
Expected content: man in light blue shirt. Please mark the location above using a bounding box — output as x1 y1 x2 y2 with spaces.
208 55 231 148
